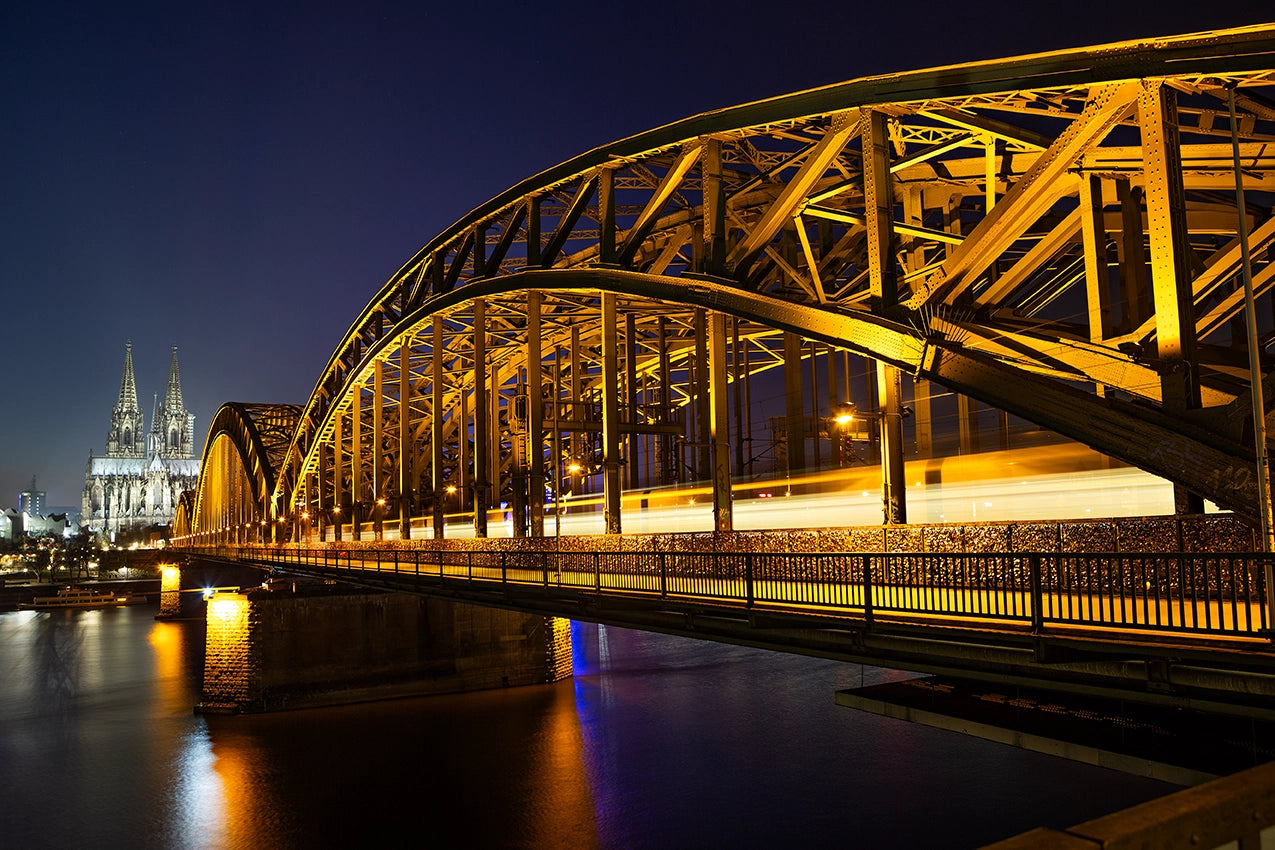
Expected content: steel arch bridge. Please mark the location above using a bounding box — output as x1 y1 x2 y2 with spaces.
179 25 1275 546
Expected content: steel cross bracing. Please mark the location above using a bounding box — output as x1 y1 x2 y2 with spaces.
179 26 1275 540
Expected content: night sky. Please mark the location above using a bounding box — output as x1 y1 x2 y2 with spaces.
2 0 1270 510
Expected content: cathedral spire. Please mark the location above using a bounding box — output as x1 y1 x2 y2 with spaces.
118 340 138 410
164 344 184 413
158 343 195 459
106 340 145 458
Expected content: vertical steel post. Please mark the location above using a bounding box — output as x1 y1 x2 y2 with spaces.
1079 174 1111 349
913 378 933 459
570 325 581 492
1030 553 1044 633
658 316 673 483
333 408 344 542
528 291 545 536
1116 179 1150 328
958 395 980 455
598 167 617 265
1142 81 1204 514
862 109 898 308
490 361 500 529
553 346 563 539
733 317 745 475
526 195 541 268
373 359 384 540
703 138 726 275
625 312 639 490
709 311 732 532
809 341 821 469
602 293 622 533
1228 88 1275 628
351 383 362 541
473 299 488 537
879 362 906 524
695 308 711 481
783 332 805 473
398 342 412 540
432 315 446 539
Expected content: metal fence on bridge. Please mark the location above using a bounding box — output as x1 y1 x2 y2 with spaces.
192 547 1273 639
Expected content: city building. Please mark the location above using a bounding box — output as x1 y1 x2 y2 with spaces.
17 478 44 518
82 342 200 540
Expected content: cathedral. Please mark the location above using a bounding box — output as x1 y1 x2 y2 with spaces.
82 342 201 540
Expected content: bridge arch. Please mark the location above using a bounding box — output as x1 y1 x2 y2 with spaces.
187 403 301 544
185 26 1275 541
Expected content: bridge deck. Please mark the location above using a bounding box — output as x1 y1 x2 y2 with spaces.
190 544 1275 719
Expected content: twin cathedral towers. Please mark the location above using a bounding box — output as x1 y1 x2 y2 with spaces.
82 342 201 539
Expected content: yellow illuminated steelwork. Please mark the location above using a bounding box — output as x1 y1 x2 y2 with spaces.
171 26 1275 539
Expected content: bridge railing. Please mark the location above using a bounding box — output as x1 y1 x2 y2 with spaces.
195 546 1273 639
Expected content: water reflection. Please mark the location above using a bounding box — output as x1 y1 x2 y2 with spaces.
149 618 228 849
2 607 1181 849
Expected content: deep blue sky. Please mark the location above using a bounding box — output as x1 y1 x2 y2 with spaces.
2 0 1270 509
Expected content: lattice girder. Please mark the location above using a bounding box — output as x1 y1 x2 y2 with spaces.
267 26 1275 528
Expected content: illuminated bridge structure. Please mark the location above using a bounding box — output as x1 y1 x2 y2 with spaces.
174 26 1275 711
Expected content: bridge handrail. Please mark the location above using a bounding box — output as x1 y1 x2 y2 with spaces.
190 546 1274 640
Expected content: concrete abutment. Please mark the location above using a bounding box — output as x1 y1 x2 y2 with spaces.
196 582 571 714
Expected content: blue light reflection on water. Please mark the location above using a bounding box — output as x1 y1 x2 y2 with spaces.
567 620 1176 849
1 607 1180 849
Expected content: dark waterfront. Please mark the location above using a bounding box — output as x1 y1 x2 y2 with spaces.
0 604 1176 849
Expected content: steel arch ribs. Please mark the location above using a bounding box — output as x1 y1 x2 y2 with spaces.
269 25 1275 528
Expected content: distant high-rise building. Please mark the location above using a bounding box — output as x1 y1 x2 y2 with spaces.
18 477 44 517
83 342 201 539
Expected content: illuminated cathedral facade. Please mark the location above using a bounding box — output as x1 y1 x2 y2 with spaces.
82 342 201 540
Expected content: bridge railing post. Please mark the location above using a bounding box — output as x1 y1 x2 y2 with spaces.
595 553 601 593
393 550 399 574
501 551 507 585
660 552 667 598
414 550 419 576
862 554 874 626
468 550 473 581
1029 553 1044 633
745 553 755 608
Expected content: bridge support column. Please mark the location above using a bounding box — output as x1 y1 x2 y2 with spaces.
333 412 344 541
473 299 489 537
657 316 674 484
914 378 933 459
863 108 898 308
709 311 732 532
958 395 980 455
879 361 907 524
373 360 385 540
625 312 639 491
399 341 412 541
602 293 622 533
695 309 711 482
432 315 446 539
783 332 806 474
351 384 363 542
528 291 545 536
1141 81 1205 515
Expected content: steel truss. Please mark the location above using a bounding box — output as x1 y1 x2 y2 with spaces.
185 26 1275 540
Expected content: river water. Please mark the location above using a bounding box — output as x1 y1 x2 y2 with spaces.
0 603 1175 849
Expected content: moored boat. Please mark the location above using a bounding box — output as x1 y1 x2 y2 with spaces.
17 587 148 610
